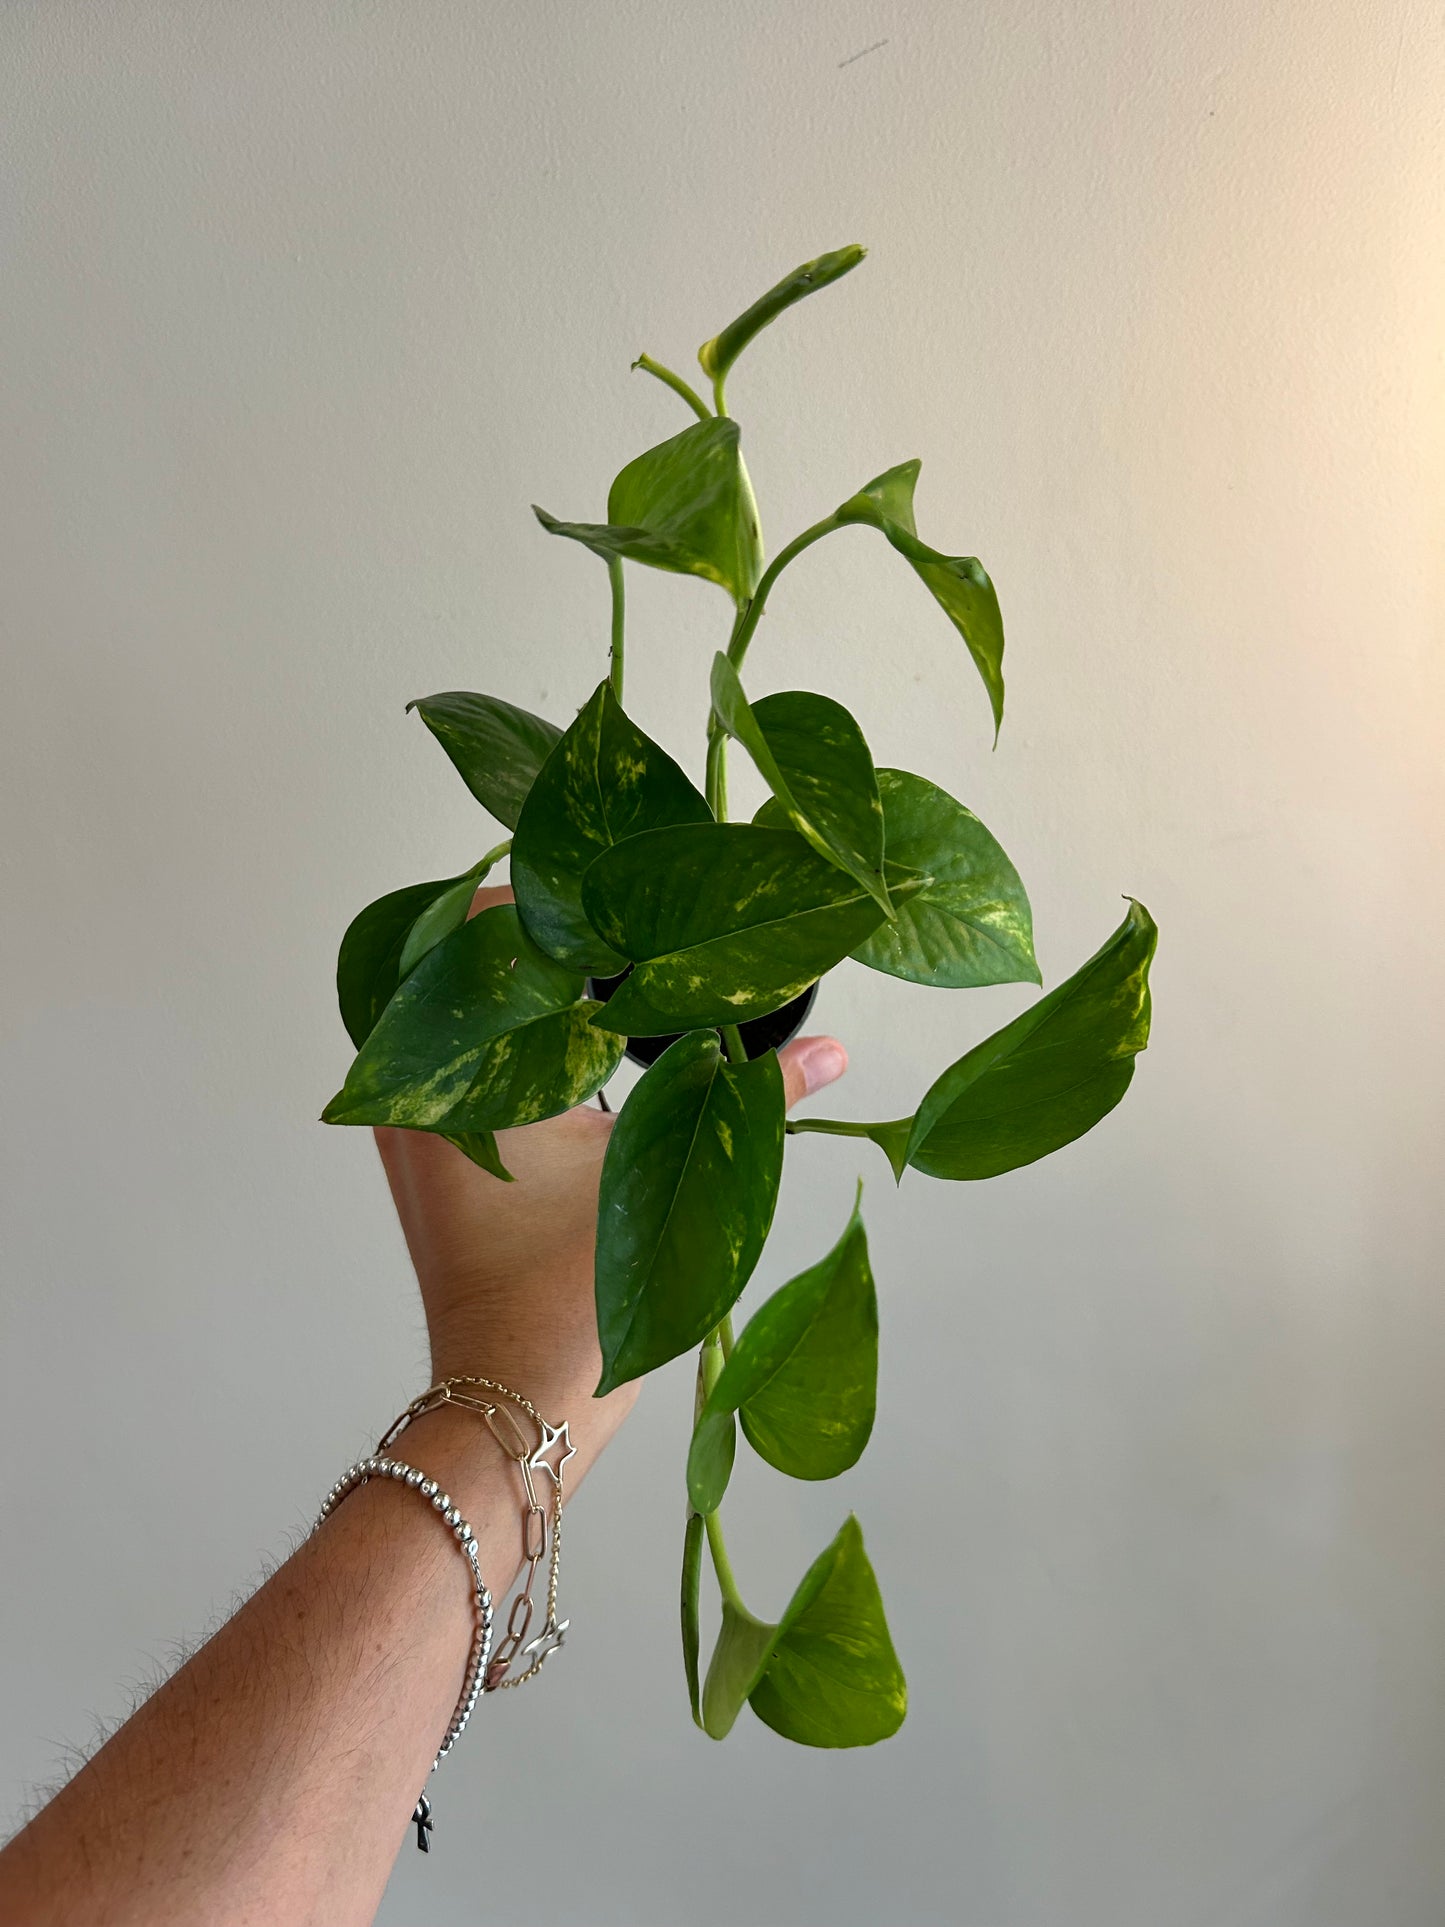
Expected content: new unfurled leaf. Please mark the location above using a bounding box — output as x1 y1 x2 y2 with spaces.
710 656 890 914
701 1516 906 1747
851 769 1038 988
511 680 711 974
688 1188 877 1515
837 460 1005 741
322 905 622 1133
698 246 866 383
407 692 562 829
584 824 914 1036
594 1032 784 1394
534 418 763 606
907 899 1157 1179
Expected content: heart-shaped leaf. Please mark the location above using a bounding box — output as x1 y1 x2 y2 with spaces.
701 1516 906 1747
322 905 622 1133
681 1511 705 1727
907 898 1157 1179
698 245 866 383
583 823 912 1036
837 460 1005 741
512 680 711 974
406 691 562 830
851 769 1039 988
534 417 763 607
688 1187 877 1515
594 1031 784 1393
337 871 479 1052
710 656 891 915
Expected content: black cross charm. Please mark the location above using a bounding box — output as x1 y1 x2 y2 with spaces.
412 1793 433 1853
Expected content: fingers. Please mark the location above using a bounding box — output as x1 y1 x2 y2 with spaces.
777 1034 848 1112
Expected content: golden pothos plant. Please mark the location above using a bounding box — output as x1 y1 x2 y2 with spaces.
324 248 1157 1748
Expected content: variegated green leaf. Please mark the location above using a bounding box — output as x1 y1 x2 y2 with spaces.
583 823 914 1036
710 655 891 915
594 1032 784 1393
512 680 711 974
701 1516 906 1747
837 460 1005 741
688 1187 877 1514
322 905 622 1133
534 418 762 606
336 870 478 1053
906 899 1157 1178
850 769 1038 988
406 691 562 829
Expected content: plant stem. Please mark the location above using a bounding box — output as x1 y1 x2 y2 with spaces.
786 1115 907 1139
704 1506 745 1611
696 1327 744 1608
475 836 513 877
607 557 625 701
725 514 841 676
711 371 728 418
720 1024 747 1065
705 727 728 822
631 353 712 422
703 512 843 794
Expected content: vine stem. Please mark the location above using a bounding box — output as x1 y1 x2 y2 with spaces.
694 508 851 1626
632 354 711 423
725 514 841 676
704 1508 745 1611
704 513 843 801
699 661 748 1611
607 557 625 700
475 836 513 876
697 1322 743 1609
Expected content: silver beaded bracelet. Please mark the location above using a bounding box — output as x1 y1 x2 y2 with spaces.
316 1455 494 1852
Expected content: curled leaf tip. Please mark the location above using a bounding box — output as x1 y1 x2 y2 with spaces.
699 246 870 382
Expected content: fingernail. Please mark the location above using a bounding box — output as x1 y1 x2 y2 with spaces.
796 1037 847 1095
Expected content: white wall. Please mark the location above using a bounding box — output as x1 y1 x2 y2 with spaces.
2 4 1442 1922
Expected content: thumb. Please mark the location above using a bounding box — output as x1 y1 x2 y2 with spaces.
777 1034 848 1112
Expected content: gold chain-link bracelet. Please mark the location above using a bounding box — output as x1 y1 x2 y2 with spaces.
377 1376 574 1691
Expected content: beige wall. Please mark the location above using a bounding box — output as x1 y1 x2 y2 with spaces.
2 4 1442 1922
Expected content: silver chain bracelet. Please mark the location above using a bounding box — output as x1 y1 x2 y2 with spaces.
316 1456 494 1852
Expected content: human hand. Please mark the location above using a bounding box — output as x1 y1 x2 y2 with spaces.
374 884 848 1480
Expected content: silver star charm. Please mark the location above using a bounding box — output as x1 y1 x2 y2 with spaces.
521 1618 570 1665
529 1418 577 1486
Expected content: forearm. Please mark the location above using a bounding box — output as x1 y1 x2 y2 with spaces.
0 1405 527 1927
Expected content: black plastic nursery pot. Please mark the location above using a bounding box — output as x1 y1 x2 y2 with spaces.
587 970 819 1071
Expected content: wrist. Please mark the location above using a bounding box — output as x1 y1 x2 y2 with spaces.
426 1315 604 1416
416 1346 640 1496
